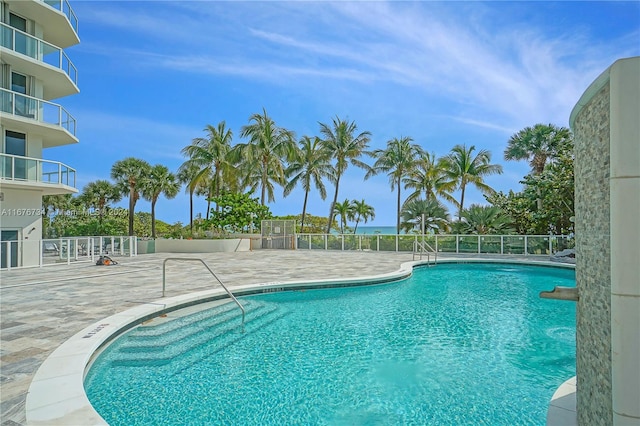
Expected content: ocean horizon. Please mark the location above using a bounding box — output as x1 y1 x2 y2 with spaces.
354 226 399 235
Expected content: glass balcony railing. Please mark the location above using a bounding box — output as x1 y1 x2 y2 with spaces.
41 0 79 36
0 22 78 86
1 88 76 136
297 233 573 255
0 153 76 188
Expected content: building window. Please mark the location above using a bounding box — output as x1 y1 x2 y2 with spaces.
3 131 26 180
10 72 34 118
9 13 27 32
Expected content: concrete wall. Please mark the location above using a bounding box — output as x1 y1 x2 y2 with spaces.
137 236 262 254
570 56 640 426
0 187 43 267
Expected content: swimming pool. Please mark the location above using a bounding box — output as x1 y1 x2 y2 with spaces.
85 263 575 425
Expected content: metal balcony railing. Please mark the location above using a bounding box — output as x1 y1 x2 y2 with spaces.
0 153 76 188
0 88 76 136
41 0 79 35
0 22 78 86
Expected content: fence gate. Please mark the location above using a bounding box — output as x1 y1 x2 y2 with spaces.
261 220 296 249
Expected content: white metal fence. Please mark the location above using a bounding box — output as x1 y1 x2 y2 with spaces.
0 236 137 270
296 234 573 256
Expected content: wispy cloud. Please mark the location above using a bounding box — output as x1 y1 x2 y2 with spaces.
449 117 517 135
75 110 197 163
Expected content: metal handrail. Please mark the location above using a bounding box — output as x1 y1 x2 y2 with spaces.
162 258 245 322
413 240 437 264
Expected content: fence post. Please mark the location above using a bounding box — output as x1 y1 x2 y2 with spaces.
6 241 11 270
39 239 43 267
456 235 459 254
524 236 528 256
549 236 553 254
324 234 327 251
501 236 504 254
341 234 344 251
478 236 481 253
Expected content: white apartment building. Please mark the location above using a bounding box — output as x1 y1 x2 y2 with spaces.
0 0 79 268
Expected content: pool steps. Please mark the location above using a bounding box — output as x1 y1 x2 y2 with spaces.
109 300 286 367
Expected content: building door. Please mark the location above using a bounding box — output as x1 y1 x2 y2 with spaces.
1 230 19 268
9 13 28 56
4 130 26 180
11 72 34 118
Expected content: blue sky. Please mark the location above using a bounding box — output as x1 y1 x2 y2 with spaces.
55 1 639 227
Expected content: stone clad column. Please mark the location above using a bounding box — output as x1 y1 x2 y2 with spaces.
609 57 640 426
571 56 640 426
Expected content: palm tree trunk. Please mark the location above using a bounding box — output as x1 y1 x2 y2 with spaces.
151 199 157 239
354 216 361 234
458 184 466 221
396 177 401 234
326 176 341 234
206 188 212 221
98 200 104 230
261 162 268 205
536 187 543 211
128 186 135 236
300 190 309 233
189 190 194 233
214 166 221 213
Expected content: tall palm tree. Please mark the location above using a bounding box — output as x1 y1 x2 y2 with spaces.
400 198 450 234
441 144 503 221
284 136 332 233
78 180 121 229
403 151 457 205
367 136 423 234
142 164 180 238
111 157 151 236
181 122 235 219
333 199 354 234
505 123 572 210
237 108 296 205
176 162 200 234
505 123 572 175
319 116 371 234
351 199 375 234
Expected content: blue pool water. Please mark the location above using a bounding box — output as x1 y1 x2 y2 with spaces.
85 263 576 425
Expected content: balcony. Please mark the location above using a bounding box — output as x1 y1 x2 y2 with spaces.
6 0 79 48
0 22 78 99
0 153 77 195
1 88 77 147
